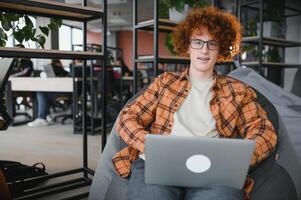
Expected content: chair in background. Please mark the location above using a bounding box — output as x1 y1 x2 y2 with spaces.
51 95 73 124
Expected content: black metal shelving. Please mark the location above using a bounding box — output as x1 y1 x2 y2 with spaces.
237 0 301 86
132 1 236 93
0 0 107 199
0 0 103 21
133 0 191 93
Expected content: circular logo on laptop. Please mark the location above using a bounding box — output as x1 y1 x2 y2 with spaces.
186 154 211 173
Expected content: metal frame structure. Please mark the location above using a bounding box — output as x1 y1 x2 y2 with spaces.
0 0 106 199
72 43 123 137
237 0 301 87
132 0 229 93
132 0 190 94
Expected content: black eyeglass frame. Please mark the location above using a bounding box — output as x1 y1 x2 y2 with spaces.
190 39 219 50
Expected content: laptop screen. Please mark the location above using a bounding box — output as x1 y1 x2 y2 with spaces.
0 58 14 93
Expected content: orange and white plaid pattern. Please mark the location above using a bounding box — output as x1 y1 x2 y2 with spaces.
112 68 277 198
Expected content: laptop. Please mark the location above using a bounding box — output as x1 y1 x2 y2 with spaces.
43 64 56 77
145 135 255 189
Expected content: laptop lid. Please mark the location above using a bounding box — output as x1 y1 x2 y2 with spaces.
145 135 255 189
0 58 14 93
43 64 56 77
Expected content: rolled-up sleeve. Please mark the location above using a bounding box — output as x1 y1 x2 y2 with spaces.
236 86 277 166
116 75 162 153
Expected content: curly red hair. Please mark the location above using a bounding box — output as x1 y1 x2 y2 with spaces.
172 6 242 62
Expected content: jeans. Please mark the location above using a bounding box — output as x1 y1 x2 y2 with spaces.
37 92 69 119
128 159 243 200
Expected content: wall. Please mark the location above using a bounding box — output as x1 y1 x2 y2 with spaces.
116 31 172 69
87 31 101 44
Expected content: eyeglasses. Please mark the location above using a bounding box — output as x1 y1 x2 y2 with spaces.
190 39 219 50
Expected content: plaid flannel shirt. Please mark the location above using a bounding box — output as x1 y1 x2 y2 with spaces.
112 68 277 198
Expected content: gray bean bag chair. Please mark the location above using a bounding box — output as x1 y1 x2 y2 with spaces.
228 67 301 161
89 68 301 200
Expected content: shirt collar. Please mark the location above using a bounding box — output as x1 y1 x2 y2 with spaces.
179 67 221 91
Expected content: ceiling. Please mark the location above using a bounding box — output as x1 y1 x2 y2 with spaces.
63 0 154 32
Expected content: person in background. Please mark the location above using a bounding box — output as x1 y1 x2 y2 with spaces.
115 58 132 77
28 60 70 127
51 59 69 77
9 44 33 77
9 44 34 117
0 170 11 200
112 6 277 200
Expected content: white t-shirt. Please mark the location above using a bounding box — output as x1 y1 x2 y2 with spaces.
171 75 218 138
140 75 218 160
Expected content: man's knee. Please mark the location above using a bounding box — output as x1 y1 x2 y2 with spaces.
185 186 243 200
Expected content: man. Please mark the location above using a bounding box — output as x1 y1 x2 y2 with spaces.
9 44 33 77
28 60 70 127
112 6 277 200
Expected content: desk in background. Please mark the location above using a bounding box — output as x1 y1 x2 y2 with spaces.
6 77 73 126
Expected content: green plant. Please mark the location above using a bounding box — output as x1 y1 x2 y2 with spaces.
162 0 207 12
165 32 177 56
162 0 207 56
0 13 62 48
266 47 281 62
159 0 169 19
246 18 258 37
244 0 284 37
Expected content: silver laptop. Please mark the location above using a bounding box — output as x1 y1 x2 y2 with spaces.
0 58 13 92
145 135 255 189
43 64 55 77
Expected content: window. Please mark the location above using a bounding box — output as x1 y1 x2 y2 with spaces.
59 25 72 51
59 25 83 66
72 28 83 51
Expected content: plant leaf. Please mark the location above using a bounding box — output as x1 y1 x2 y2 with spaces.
47 22 56 30
165 33 177 56
0 39 6 47
39 35 46 49
13 30 24 44
0 27 7 40
1 14 12 31
49 18 62 31
22 26 32 41
24 15 34 28
30 28 36 40
10 14 23 21
39 26 49 36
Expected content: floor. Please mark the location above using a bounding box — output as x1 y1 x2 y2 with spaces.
0 122 103 199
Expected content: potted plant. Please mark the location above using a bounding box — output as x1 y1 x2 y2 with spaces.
161 0 207 22
0 13 62 48
160 0 207 56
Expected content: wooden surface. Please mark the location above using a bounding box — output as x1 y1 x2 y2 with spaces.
0 0 103 20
